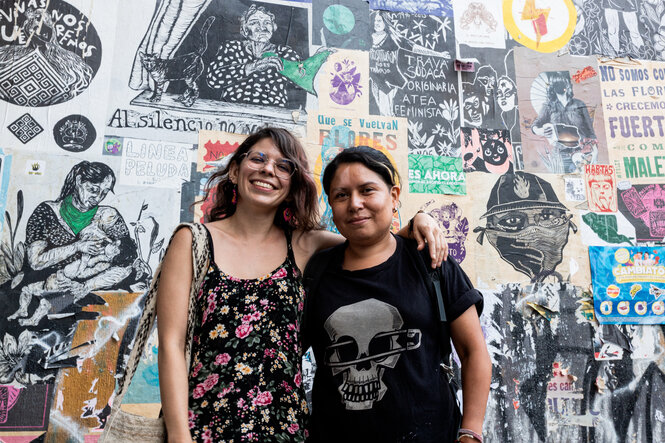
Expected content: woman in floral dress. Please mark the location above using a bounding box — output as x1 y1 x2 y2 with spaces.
156 128 446 442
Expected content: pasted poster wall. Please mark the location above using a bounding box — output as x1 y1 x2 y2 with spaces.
2 0 665 441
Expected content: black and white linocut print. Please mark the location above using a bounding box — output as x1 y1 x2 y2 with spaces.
129 0 320 113
458 47 522 170
474 171 577 283
0 0 102 107
569 0 665 60
312 0 370 50
368 10 458 156
0 153 180 388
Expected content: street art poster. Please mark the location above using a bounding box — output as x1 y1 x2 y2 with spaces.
408 155 465 195
369 0 453 17
589 246 665 324
197 130 246 172
0 152 180 432
580 211 636 247
0 0 118 154
457 47 523 170
367 10 458 156
564 176 585 202
306 112 407 231
568 0 665 61
312 0 370 50
461 127 514 174
502 0 577 53
452 0 505 49
584 164 617 213
617 183 665 244
514 49 608 174
469 171 588 286
118 138 196 189
419 198 470 262
593 323 661 361
316 49 369 115
480 283 601 442
107 0 317 144
599 60 665 183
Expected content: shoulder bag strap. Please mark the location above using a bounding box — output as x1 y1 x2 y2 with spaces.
405 242 454 377
109 222 210 413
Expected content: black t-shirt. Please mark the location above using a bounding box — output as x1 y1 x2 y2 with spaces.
304 236 483 443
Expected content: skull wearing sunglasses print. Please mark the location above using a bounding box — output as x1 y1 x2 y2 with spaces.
323 298 421 410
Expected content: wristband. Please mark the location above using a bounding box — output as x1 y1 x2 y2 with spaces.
457 428 483 443
408 210 425 236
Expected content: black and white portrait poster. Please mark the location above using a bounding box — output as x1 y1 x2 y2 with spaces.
0 0 118 154
458 47 523 170
368 11 458 156
109 0 319 144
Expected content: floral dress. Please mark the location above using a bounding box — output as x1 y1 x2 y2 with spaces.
187 228 308 442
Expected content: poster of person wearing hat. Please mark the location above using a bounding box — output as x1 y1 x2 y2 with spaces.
472 171 584 284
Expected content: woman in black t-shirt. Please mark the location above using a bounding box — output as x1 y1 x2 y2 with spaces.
304 146 491 443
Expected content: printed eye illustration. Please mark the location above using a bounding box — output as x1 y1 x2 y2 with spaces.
495 213 526 232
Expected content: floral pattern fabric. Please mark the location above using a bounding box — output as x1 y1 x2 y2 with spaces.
188 231 308 442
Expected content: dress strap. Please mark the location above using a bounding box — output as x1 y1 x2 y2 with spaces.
284 229 297 267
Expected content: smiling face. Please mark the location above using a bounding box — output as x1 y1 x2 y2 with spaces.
329 163 400 247
483 139 508 166
73 175 113 211
243 10 275 43
230 137 291 211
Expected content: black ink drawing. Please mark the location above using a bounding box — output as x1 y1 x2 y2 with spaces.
569 0 665 60
53 115 97 152
139 17 215 107
131 1 322 114
0 162 158 387
369 0 453 17
461 65 499 128
368 10 458 156
458 48 523 170
7 113 44 144
461 127 513 174
0 2 101 106
529 71 598 173
474 172 577 282
312 0 370 50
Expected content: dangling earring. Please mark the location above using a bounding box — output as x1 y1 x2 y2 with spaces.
283 207 293 223
392 207 397 214
231 184 237 205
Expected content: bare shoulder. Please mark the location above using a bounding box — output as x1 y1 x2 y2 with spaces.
164 227 194 262
292 228 343 267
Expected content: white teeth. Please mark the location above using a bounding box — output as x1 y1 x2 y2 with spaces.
252 181 274 190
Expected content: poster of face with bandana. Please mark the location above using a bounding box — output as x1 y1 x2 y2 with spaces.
469 171 589 286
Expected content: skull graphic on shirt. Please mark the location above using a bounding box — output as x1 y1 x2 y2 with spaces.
323 298 421 410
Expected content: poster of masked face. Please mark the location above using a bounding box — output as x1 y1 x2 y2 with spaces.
469 171 588 286
514 48 608 175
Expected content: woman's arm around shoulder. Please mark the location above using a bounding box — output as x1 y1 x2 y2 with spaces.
157 227 195 443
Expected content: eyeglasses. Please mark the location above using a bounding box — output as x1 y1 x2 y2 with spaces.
240 151 297 180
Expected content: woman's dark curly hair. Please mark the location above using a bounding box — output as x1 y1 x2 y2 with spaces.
202 127 320 231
